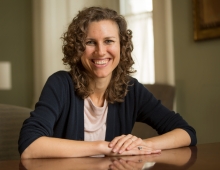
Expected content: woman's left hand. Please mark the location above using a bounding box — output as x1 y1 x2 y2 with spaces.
108 134 161 154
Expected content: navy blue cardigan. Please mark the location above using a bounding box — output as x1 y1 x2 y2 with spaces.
18 71 197 155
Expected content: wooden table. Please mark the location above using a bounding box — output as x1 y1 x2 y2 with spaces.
0 142 220 170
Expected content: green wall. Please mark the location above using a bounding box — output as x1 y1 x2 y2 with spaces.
172 0 220 144
0 0 33 108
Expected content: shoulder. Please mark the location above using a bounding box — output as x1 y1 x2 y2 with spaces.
46 71 72 85
49 70 72 81
127 76 146 91
42 71 74 94
126 76 154 102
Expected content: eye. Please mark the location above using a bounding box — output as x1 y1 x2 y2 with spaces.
85 40 95 46
105 39 114 44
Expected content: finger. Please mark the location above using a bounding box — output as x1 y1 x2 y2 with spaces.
144 148 161 154
135 146 157 155
126 137 143 150
151 149 161 154
142 147 155 154
112 134 133 153
119 146 148 156
109 135 125 148
118 136 138 153
145 150 160 155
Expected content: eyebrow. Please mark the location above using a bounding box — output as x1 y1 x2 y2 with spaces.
86 36 117 40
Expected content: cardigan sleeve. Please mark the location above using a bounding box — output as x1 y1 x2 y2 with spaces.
131 79 197 146
18 71 70 155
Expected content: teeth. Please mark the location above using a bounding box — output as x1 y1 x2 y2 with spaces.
93 59 108 65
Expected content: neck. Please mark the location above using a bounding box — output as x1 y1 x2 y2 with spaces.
89 77 110 107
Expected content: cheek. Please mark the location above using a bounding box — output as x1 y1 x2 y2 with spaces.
84 46 94 55
109 45 120 56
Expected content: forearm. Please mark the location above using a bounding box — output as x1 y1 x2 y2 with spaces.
21 136 112 159
143 128 191 150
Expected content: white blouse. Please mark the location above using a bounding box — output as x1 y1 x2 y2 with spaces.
84 97 108 141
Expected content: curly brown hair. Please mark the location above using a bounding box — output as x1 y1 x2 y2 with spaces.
62 6 136 103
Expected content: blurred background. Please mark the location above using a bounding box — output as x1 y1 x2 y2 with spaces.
0 0 220 144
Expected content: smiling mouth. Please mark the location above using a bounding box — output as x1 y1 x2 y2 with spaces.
92 59 110 65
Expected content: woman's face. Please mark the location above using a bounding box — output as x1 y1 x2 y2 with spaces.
81 20 120 80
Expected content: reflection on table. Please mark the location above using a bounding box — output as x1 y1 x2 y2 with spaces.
19 146 195 170
1 142 220 170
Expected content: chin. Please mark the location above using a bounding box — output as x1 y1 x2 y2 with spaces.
94 73 111 79
96 75 109 79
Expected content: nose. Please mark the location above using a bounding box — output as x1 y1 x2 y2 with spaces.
95 43 106 57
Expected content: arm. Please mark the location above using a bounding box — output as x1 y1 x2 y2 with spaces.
21 137 109 158
21 136 152 159
109 81 196 154
142 128 191 151
19 72 96 158
108 80 196 154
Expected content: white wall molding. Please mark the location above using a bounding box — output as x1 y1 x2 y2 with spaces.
153 0 175 85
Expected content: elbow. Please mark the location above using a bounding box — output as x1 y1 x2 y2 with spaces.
189 129 197 146
20 147 32 159
21 151 29 159
19 137 43 159
190 135 197 146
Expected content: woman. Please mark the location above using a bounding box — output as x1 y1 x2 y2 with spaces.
18 7 196 158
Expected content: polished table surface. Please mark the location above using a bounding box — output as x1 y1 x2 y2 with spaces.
0 142 220 170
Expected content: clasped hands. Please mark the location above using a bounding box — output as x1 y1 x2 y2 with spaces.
107 134 161 156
